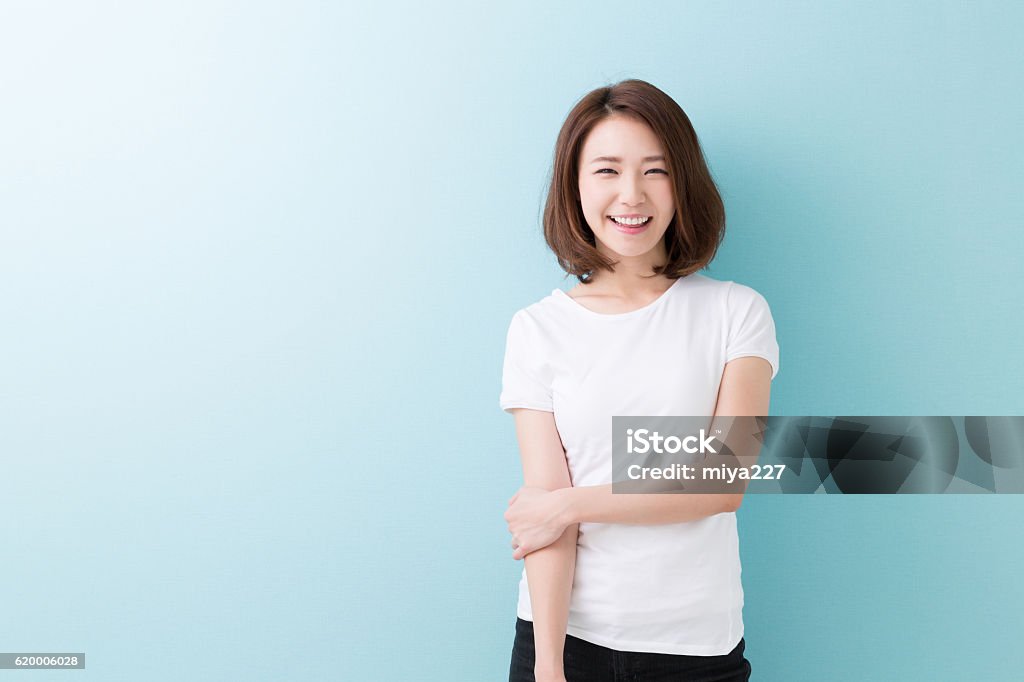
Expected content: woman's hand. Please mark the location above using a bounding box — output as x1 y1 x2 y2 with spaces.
504 486 571 560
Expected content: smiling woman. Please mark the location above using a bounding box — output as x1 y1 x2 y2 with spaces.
499 79 778 682
577 120 676 253
542 80 726 288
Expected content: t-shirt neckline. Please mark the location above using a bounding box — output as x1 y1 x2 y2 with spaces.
552 276 686 320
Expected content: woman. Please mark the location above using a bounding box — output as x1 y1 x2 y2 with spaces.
499 79 779 682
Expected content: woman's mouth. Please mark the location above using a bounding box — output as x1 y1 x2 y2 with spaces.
608 215 651 235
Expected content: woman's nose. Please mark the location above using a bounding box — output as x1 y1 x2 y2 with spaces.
618 179 645 206
614 173 647 204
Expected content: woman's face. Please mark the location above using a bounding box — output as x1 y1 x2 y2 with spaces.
577 115 676 263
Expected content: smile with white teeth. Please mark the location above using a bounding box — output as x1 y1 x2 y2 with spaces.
609 216 651 226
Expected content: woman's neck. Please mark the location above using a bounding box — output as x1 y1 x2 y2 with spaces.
585 250 671 297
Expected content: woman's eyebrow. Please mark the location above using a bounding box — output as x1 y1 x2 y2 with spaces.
588 155 665 164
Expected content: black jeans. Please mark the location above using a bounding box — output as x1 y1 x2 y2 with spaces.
509 617 752 682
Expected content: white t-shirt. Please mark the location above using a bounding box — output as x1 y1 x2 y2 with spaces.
499 273 780 655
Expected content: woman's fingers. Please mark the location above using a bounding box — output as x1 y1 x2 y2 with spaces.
511 535 527 559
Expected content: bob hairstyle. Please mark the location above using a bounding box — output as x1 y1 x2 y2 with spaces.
543 79 726 283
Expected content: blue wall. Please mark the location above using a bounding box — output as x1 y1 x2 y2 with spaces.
1 1 1021 679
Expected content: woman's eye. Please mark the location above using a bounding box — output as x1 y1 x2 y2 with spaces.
595 168 668 175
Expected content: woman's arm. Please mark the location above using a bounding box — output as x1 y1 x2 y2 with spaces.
506 357 771 558
505 407 579 681
564 356 772 524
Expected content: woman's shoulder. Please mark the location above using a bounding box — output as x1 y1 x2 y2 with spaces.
687 273 770 301
673 275 777 327
506 287 565 327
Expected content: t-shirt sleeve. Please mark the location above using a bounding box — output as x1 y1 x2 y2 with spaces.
725 282 780 380
499 310 554 413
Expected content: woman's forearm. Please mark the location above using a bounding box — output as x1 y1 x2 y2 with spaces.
524 521 579 675
555 484 738 526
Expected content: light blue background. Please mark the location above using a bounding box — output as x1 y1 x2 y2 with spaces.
1 1 1021 680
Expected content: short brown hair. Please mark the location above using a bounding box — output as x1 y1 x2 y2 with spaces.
543 79 726 283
